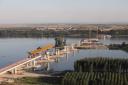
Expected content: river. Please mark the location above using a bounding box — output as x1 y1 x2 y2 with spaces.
0 38 128 71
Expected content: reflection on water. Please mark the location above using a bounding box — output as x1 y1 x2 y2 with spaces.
49 49 128 71
0 38 128 71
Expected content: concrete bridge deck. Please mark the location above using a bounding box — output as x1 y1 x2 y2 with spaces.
0 44 76 76
0 44 54 76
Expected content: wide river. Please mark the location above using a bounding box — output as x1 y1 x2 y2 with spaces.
0 38 128 71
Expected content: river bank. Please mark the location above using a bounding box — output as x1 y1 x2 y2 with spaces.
0 70 69 85
0 28 128 38
108 42 128 52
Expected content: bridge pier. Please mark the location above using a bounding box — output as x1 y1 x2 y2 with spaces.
29 60 36 67
71 44 75 50
47 63 50 71
9 68 17 74
55 49 60 55
14 68 17 74
26 63 30 68
64 46 67 52
32 60 36 67
46 51 51 60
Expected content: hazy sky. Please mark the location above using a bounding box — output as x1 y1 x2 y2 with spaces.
0 0 128 24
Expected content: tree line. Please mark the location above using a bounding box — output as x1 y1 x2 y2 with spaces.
62 57 128 85
62 72 128 85
0 28 127 38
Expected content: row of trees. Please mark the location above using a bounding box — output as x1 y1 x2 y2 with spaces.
62 72 128 85
0 28 128 38
0 29 94 38
62 57 128 85
102 29 128 36
0 29 43 38
74 57 128 73
109 42 128 52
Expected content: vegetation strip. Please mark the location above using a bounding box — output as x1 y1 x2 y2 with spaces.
74 57 128 72
62 72 128 85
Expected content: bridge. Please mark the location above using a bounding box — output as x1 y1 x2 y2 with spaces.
0 44 76 76
0 44 54 76
1 39 108 76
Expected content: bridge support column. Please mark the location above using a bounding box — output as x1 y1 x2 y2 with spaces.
58 50 60 55
47 63 50 71
56 49 60 55
33 60 36 67
47 55 49 60
10 68 17 74
63 46 66 52
31 60 36 67
10 70 14 74
46 51 50 60
26 63 30 68
41 54 45 59
64 46 68 52
14 68 17 74
44 54 47 59
29 61 33 67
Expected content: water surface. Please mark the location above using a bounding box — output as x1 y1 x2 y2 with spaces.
0 38 128 71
